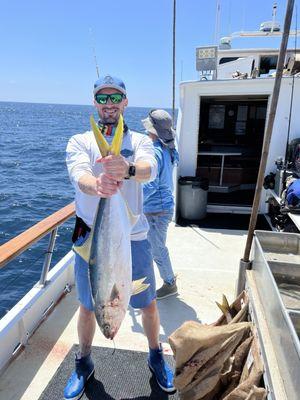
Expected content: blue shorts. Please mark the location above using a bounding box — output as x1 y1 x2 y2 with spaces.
74 233 156 311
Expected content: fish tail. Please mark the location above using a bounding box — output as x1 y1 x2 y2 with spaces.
216 294 233 322
222 294 230 310
110 115 124 155
90 115 110 157
132 277 150 295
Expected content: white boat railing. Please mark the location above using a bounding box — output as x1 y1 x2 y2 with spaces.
0 203 76 374
0 202 75 282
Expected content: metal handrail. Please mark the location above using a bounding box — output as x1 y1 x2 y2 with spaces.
0 202 75 270
198 151 242 186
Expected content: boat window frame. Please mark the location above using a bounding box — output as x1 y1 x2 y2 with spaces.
259 54 278 76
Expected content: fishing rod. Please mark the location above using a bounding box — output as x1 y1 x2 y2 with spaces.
89 28 100 78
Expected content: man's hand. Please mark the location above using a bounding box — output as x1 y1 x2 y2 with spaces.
97 155 129 181
95 173 123 197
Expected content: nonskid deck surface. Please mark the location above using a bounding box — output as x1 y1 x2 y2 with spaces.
0 224 246 400
39 345 179 400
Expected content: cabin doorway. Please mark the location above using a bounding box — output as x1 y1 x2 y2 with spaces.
197 95 268 211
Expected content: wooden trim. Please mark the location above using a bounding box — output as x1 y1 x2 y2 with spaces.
0 202 75 269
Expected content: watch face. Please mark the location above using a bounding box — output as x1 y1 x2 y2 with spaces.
129 164 136 177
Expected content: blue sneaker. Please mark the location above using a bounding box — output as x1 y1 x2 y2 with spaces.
148 345 176 393
64 353 95 400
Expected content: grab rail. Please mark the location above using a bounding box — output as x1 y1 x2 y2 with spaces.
0 202 75 270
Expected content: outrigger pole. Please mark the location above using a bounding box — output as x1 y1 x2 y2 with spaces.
172 0 176 128
236 0 295 295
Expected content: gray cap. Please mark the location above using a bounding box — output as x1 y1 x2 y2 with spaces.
142 109 175 149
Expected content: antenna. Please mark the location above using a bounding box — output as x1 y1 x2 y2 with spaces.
227 0 232 35
214 0 221 44
272 2 278 33
89 28 100 78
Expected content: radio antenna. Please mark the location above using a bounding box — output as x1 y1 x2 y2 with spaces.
89 28 100 78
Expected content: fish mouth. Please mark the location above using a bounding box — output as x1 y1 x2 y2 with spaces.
102 323 117 340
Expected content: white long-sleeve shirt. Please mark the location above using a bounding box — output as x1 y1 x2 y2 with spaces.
66 129 157 241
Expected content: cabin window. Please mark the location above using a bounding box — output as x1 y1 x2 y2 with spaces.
259 55 278 75
219 57 240 64
208 105 225 129
197 96 268 207
198 97 268 147
235 106 248 135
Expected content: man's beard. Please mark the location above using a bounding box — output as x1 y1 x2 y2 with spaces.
99 108 120 125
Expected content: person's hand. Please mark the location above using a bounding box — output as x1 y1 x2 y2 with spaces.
97 154 129 181
95 173 123 198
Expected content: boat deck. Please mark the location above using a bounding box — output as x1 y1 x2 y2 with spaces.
0 223 247 400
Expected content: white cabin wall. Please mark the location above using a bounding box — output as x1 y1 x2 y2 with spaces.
177 84 200 177
267 78 300 172
266 78 293 172
288 78 300 142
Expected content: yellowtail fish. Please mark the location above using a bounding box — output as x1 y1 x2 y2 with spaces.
73 115 148 339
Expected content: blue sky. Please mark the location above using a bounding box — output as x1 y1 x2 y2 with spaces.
0 0 297 108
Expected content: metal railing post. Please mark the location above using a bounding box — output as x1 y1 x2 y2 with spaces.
39 228 58 286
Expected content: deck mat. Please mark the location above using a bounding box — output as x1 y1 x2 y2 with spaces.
39 345 179 400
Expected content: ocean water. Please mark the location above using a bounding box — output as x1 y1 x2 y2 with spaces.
0 101 164 318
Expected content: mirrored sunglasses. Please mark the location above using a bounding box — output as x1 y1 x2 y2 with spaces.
95 93 126 105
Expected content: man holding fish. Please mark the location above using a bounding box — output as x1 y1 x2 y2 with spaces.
65 75 175 399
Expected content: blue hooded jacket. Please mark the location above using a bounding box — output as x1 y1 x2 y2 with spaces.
143 140 179 214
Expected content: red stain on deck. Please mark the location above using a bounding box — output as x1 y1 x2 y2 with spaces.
31 336 72 360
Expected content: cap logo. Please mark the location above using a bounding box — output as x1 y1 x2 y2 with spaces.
104 75 114 84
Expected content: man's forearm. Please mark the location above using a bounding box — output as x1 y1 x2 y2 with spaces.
78 173 97 195
134 161 152 182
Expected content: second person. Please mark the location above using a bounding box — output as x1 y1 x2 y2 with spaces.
142 109 179 300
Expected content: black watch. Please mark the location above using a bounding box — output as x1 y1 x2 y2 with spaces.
125 162 136 179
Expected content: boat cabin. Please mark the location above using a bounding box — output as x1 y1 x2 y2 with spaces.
175 45 300 219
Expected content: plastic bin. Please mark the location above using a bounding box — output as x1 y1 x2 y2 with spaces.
178 176 209 220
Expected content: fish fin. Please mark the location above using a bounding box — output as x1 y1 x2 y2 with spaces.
216 294 233 323
215 301 229 315
132 277 150 295
110 283 120 301
126 203 139 226
110 114 124 155
73 234 92 263
222 294 230 310
90 115 110 157
119 189 139 226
